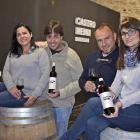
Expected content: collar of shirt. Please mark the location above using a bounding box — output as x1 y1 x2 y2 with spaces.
18 45 38 55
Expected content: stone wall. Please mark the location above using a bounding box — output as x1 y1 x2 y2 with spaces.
90 0 140 21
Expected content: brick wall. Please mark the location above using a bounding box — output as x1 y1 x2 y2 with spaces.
90 0 140 21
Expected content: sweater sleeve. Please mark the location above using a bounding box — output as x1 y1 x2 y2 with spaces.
79 56 89 92
111 70 122 98
2 55 15 90
31 50 50 99
119 90 140 109
59 57 83 99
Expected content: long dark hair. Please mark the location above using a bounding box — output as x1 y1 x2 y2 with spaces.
9 23 36 57
117 17 140 70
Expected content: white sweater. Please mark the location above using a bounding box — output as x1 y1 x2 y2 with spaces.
111 63 140 109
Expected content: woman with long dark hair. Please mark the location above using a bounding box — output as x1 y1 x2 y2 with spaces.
0 23 50 107
59 17 140 140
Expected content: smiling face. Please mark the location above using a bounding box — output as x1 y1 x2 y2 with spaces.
46 31 64 51
121 28 140 50
95 26 116 57
16 26 32 48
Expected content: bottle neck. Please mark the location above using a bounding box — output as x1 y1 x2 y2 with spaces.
99 78 104 85
99 81 104 85
52 66 55 71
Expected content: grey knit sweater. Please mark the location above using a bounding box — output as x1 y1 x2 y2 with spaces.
111 63 140 109
3 48 50 99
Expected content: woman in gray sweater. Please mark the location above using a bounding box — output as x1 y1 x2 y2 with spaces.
0 23 50 107
60 17 140 140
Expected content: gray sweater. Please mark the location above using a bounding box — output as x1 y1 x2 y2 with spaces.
111 63 140 109
3 48 50 99
39 40 83 107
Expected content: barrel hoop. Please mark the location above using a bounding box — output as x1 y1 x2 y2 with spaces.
38 133 57 140
0 133 57 140
0 114 54 124
0 104 52 117
0 109 52 117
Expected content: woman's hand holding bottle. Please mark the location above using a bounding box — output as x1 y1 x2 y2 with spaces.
96 83 121 118
103 102 122 118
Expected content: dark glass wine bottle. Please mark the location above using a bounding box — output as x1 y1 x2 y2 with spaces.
99 75 115 115
48 62 57 94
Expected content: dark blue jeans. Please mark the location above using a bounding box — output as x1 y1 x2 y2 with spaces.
0 82 28 107
60 97 140 140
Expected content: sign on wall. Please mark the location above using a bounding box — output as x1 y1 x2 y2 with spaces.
0 0 120 105
75 17 96 43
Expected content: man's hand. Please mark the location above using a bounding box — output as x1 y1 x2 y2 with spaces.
9 87 21 99
103 101 122 118
84 81 96 92
35 41 47 49
24 94 36 107
47 90 60 98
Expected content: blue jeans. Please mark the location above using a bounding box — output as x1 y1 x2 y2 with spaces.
60 97 140 140
0 82 28 107
53 104 73 139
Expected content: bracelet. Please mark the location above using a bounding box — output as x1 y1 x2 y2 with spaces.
117 100 123 107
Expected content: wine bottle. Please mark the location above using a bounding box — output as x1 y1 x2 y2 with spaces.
99 75 115 115
48 62 57 94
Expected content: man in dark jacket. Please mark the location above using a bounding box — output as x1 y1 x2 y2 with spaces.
79 23 119 100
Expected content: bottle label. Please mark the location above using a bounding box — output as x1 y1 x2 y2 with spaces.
100 91 114 109
49 77 56 89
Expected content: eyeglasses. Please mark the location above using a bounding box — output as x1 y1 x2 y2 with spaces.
121 29 137 38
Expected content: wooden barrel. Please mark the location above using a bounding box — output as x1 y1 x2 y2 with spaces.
101 127 140 140
0 100 57 140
